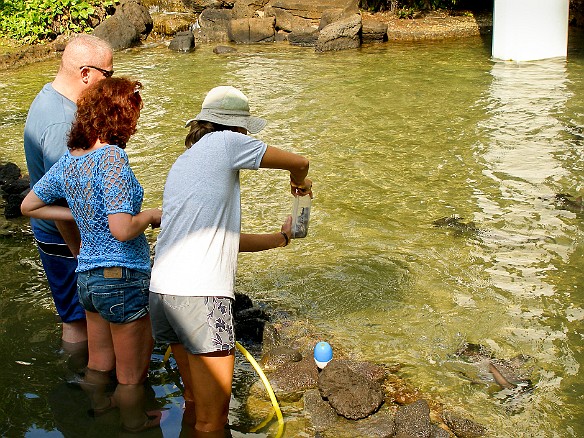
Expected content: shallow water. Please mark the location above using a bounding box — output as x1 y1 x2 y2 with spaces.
1 31 584 437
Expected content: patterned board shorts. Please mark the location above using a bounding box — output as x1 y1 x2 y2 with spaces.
149 293 235 354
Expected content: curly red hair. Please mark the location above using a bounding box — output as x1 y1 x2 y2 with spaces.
68 77 143 150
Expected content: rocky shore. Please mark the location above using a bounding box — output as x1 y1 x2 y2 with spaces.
0 2 493 71
231 291 535 437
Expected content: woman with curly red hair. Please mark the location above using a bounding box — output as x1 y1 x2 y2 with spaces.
21 77 162 433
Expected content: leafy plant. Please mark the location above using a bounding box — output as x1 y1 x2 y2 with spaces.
0 0 118 43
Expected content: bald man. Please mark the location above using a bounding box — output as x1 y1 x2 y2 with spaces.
23 34 114 373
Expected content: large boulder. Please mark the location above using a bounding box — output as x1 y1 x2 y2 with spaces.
0 162 21 186
228 17 275 42
93 0 153 50
264 5 315 32
0 162 30 219
318 360 384 420
168 30 196 51
250 355 319 402
269 0 356 20
194 8 233 42
151 12 195 36
315 12 361 52
287 28 319 46
362 16 388 43
231 0 270 18
181 0 234 12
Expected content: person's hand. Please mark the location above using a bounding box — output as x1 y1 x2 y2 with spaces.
290 177 313 198
281 215 292 235
149 208 162 229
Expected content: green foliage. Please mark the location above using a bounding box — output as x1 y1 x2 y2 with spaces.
359 0 458 13
0 0 116 43
397 7 416 18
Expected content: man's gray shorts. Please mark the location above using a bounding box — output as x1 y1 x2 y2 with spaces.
149 293 235 354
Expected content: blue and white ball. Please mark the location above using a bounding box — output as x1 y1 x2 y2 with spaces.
314 341 333 369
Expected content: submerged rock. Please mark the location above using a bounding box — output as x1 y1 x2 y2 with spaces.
260 346 302 371
553 193 584 213
393 399 432 438
318 360 385 420
450 342 535 414
443 411 487 438
432 215 480 236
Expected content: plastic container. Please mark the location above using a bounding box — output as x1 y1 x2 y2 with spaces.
291 194 311 238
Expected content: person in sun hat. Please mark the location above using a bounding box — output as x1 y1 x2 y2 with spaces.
149 85 313 436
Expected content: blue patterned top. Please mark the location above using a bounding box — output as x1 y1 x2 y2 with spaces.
33 145 151 273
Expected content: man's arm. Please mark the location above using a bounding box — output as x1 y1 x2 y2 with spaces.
55 220 81 258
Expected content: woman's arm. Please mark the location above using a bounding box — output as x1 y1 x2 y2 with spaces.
108 208 162 242
259 146 312 196
240 216 292 252
21 191 74 221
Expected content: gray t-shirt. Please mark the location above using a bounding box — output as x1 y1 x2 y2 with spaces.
150 130 267 297
24 83 76 235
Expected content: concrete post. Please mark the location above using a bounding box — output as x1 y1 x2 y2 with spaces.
492 0 570 61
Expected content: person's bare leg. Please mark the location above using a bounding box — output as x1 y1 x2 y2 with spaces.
85 311 115 372
82 311 116 414
62 339 88 374
81 368 116 416
110 315 153 384
61 320 89 373
110 315 156 431
62 319 88 343
114 382 161 432
172 344 196 427
189 349 235 434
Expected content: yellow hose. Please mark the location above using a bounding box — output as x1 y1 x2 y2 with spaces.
163 342 285 437
235 341 285 438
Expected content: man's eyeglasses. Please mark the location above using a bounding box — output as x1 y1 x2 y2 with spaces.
80 65 114 78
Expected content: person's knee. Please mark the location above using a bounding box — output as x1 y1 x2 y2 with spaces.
194 405 229 432
194 418 228 434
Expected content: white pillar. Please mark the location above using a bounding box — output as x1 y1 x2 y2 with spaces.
492 0 570 61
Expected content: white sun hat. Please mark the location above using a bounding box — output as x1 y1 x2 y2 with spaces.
185 85 267 134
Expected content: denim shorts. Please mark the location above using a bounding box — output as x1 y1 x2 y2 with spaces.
150 293 234 354
77 267 150 324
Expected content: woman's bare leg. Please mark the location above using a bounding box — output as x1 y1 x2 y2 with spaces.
110 314 153 384
189 349 235 434
85 311 115 372
110 315 156 431
175 346 234 437
171 343 197 427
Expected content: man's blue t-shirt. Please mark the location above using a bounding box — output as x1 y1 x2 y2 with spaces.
24 83 76 235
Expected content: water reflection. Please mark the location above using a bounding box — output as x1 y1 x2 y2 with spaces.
472 57 582 431
476 58 573 298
